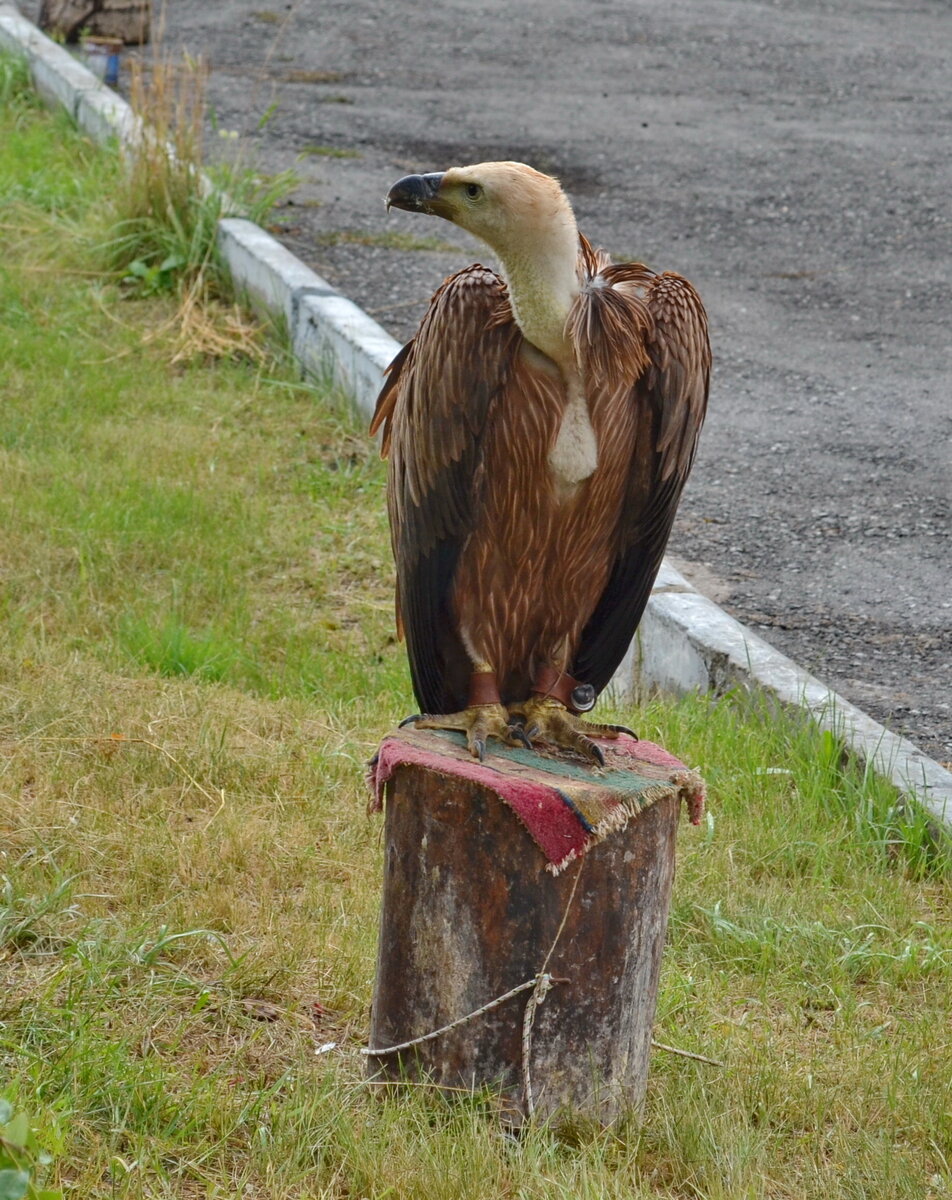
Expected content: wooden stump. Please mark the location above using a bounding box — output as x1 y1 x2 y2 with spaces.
367 730 683 1125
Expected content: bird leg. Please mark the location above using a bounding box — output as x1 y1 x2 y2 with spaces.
412 671 530 761
507 667 630 766
508 695 627 767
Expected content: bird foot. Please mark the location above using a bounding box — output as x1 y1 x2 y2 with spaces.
509 696 626 767
411 703 528 762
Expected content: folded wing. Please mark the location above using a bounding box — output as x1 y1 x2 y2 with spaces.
370 265 518 712
571 267 710 693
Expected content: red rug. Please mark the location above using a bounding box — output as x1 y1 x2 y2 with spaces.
368 727 705 874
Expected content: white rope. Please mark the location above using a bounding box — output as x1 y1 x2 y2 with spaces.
521 861 584 1116
521 971 556 1117
362 975 552 1057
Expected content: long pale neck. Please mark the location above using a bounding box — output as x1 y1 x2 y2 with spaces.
496 218 581 367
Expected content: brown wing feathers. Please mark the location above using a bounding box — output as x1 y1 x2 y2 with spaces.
572 269 710 692
371 265 517 712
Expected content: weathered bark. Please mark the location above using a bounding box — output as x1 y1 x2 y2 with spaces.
368 757 679 1125
38 0 151 44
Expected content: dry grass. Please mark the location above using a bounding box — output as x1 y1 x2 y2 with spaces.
144 281 271 365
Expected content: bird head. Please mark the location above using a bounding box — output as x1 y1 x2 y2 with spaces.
385 161 577 262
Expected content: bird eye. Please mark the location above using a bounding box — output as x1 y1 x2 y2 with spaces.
465 183 481 199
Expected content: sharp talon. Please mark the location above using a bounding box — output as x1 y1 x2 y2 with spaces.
605 723 638 738
401 703 511 756
511 695 616 769
399 713 422 728
510 725 532 749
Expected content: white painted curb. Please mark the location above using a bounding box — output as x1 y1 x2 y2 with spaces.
216 218 399 416
630 564 951 828
2 3 948 828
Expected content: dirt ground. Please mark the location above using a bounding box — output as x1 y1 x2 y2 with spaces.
53 0 951 760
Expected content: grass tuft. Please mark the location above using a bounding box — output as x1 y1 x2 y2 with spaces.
89 46 296 361
0 51 34 108
297 143 361 159
118 614 244 683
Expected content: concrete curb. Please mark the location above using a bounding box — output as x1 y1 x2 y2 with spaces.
2 3 948 828
216 217 397 416
632 565 951 827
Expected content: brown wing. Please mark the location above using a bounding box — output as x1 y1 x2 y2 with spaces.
571 266 710 693
370 264 519 713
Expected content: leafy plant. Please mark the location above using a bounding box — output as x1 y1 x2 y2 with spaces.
0 1100 62 1200
121 252 186 296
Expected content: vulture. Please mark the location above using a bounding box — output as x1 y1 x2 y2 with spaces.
371 161 710 764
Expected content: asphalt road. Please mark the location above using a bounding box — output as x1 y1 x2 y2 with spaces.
86 0 951 760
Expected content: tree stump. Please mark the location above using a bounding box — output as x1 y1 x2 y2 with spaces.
367 727 703 1125
38 0 151 44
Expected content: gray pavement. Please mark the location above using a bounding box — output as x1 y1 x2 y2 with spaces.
93 0 949 760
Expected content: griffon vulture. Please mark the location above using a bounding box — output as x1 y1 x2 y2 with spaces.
371 161 710 763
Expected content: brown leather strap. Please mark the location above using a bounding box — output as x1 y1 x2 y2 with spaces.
530 665 580 710
467 671 501 707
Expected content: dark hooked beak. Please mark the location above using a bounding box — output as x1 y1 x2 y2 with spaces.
385 172 446 214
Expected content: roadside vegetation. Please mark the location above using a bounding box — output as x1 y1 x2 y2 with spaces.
1 54 950 1200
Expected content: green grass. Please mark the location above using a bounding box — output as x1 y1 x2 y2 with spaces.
297 145 361 160
1 68 950 1200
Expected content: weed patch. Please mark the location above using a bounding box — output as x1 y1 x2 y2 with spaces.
297 144 361 160
92 45 296 361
